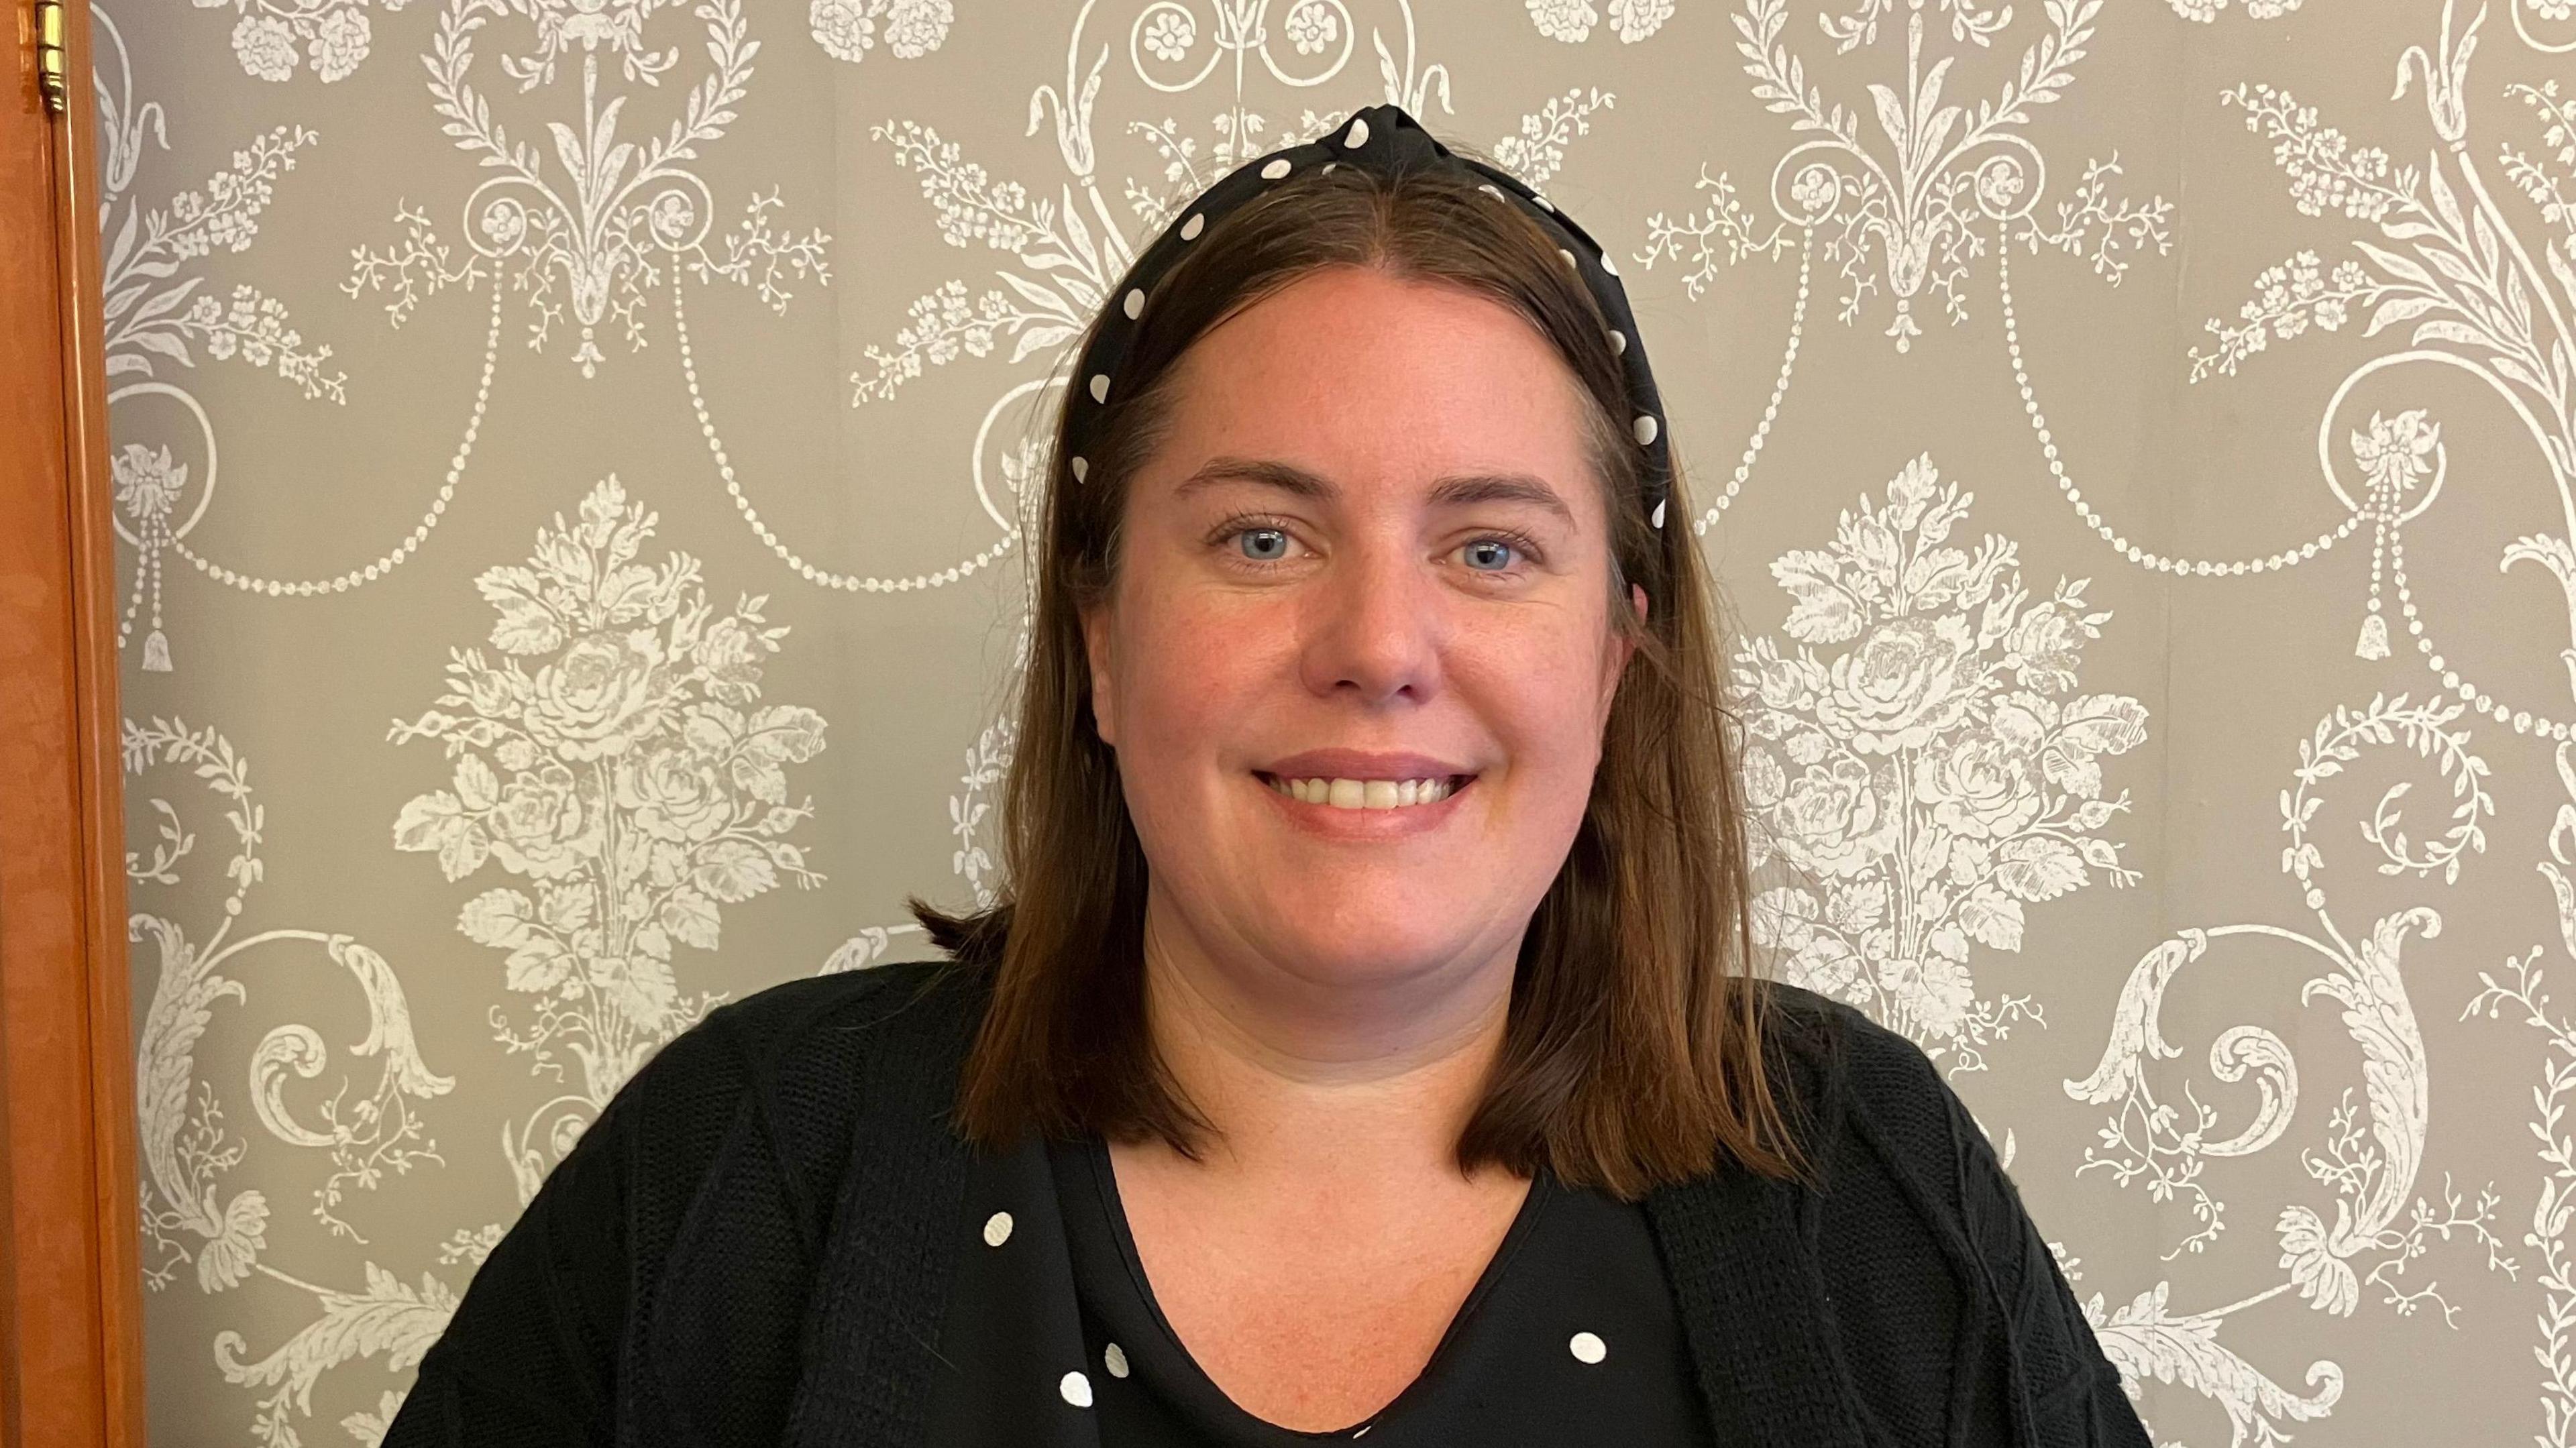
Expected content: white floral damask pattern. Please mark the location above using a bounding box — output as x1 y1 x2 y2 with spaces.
1725 0 2171 350
1738 454 2146 1069
121 469 835 1447
390 475 826 1196
2184 0 2576 747
2470 744 2576 1446
808 0 952 63
1618 0 2169 535
94 5 348 674
199 0 402 83
342 0 833 377
2065 686 2507 1444
1527 0 1680 44
126 716 462 1448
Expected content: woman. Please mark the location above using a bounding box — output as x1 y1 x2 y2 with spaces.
385 103 2149 1447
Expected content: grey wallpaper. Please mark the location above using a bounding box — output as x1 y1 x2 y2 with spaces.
93 0 2576 1441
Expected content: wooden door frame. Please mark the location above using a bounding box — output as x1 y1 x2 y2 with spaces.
1 0 148 1443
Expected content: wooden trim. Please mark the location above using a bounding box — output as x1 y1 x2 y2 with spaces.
0 0 147 1442
61 0 146 1436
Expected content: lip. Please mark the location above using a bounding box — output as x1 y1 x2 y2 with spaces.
1256 748 1475 781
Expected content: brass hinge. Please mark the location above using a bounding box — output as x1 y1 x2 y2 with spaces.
36 0 68 116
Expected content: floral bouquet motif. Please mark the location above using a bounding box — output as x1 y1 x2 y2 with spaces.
1734 454 2145 1066
392 476 825 1122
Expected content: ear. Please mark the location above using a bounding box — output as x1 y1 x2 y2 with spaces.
1081 602 1118 747
1600 583 1647 728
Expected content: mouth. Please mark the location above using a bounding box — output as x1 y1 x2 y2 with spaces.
1251 771 1479 811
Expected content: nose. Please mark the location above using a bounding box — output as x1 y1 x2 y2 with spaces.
1295 536 1442 706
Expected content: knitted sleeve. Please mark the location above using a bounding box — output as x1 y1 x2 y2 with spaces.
376 974 839 1432
1942 1074 2151 1447
378 964 934 1448
1826 1009 2153 1448
378 1066 641 1448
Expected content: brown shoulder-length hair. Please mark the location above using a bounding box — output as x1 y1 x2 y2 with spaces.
908 135 1809 1199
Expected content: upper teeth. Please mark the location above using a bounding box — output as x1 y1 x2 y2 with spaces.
1268 776 1459 809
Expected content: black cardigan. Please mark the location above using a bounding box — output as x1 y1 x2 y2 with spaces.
383 958 2150 1448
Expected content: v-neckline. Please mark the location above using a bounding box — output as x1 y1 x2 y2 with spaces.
1065 1134 1553 1439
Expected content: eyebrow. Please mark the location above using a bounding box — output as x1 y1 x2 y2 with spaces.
1169 456 1576 527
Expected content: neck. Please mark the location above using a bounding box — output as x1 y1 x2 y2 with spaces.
1132 895 1521 1188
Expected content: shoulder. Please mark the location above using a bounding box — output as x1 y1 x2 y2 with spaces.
596 957 987 1220
1750 979 1957 1143
1755 983 2136 1439
1748 981 2020 1314
396 960 987 1445
655 954 976 1069
619 955 984 1128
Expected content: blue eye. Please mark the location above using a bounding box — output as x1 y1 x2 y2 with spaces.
1214 519 1542 576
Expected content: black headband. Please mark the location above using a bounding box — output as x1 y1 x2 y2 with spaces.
1062 101 1675 535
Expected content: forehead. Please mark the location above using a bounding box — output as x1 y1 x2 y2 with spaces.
1146 267 1599 504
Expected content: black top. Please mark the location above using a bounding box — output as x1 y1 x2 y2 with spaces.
381 958 2154 1448
922 1131 1711 1444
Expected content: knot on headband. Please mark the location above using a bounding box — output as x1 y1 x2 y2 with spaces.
1063 101 1675 533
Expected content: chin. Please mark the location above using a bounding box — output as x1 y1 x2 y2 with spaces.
1265 919 1475 985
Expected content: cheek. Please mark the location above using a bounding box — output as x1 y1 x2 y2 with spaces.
1104 600 1293 887
1466 588 1618 696
1486 663 1609 782
1455 628 1614 777
1105 590 1269 768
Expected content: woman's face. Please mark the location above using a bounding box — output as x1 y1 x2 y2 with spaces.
1083 266 1644 1004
